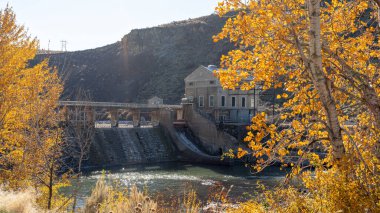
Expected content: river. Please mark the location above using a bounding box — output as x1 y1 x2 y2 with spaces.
67 162 286 209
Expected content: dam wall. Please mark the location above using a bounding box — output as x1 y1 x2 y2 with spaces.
85 127 177 168
82 107 235 169
158 109 232 165
182 104 239 155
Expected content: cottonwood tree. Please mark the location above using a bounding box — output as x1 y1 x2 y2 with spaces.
19 63 67 210
215 0 379 211
0 6 68 209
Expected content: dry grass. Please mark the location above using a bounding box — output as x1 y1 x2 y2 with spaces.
82 177 157 213
181 189 201 213
82 176 110 213
0 188 41 213
0 178 238 213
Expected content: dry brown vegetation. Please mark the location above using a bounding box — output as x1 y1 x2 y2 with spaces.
82 177 157 213
0 188 41 213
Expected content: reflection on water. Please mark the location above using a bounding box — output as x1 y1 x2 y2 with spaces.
66 162 286 208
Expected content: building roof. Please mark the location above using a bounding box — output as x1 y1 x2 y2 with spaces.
148 96 163 101
184 65 218 82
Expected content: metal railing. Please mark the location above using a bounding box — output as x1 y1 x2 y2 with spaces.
59 101 182 109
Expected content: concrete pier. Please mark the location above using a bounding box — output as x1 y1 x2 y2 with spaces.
110 109 119 127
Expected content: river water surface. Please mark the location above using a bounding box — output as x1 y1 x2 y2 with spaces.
69 162 286 209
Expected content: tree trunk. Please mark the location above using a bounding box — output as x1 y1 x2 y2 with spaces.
308 0 345 160
47 164 54 209
362 88 380 128
71 156 83 213
322 45 380 129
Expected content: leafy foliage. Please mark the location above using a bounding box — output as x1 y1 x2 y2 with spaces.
0 6 66 209
214 0 380 211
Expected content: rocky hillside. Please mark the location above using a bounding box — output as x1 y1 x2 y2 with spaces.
32 14 233 104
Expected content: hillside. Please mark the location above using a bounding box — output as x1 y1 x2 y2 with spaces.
32 14 233 104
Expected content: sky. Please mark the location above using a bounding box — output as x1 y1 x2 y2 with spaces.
1 0 220 51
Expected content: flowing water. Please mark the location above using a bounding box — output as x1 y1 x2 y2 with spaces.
67 162 286 208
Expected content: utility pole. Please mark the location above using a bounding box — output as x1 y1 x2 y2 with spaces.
60 40 67 52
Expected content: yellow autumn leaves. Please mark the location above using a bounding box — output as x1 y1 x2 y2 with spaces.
0 6 66 209
214 0 379 211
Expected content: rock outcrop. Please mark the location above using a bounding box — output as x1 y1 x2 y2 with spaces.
32 14 233 104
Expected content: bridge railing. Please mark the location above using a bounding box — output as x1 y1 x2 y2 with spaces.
59 101 182 109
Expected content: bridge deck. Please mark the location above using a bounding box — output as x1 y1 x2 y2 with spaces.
59 101 182 109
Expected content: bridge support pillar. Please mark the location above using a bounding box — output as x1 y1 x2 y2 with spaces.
151 110 159 126
85 107 96 125
132 110 140 127
62 106 69 123
110 109 119 127
176 109 184 121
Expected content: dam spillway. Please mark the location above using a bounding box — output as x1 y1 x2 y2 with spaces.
86 127 177 168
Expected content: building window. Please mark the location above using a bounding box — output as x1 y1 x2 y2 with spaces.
199 96 204 107
231 96 236 107
209 95 215 107
189 82 194 86
210 80 215 84
242 97 246 107
221 96 226 107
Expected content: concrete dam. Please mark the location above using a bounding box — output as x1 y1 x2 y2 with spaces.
60 101 239 168
86 127 177 167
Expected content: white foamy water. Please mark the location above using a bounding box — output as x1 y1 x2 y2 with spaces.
89 172 202 182
66 162 286 208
